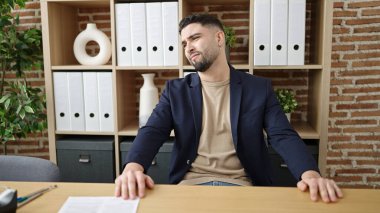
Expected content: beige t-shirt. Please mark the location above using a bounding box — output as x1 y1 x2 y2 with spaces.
179 78 252 186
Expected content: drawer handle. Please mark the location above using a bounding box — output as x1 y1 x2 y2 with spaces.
280 163 288 168
79 155 90 163
151 157 157 166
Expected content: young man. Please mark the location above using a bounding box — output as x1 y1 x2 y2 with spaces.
115 14 343 202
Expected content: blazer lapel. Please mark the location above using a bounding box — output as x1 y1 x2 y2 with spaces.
230 67 242 148
188 73 202 143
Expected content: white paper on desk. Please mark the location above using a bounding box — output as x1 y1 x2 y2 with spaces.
58 197 139 213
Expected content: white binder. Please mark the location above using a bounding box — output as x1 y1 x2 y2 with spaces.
162 2 179 66
115 3 132 66
254 0 271 65
97 72 114 132
83 72 100 131
53 72 71 131
288 0 306 65
130 3 148 66
146 2 164 66
271 0 288 65
67 72 85 131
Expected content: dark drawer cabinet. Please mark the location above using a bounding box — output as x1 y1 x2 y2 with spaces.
269 144 319 187
56 137 115 183
120 140 173 184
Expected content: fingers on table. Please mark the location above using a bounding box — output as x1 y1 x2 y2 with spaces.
136 172 147 198
307 178 343 203
114 171 149 200
317 179 330 202
307 179 319 202
297 180 308 192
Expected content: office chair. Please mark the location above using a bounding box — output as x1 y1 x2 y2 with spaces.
0 155 60 182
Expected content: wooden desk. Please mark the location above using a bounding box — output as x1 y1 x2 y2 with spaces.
1 181 379 213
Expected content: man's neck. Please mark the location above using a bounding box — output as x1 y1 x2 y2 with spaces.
198 58 230 82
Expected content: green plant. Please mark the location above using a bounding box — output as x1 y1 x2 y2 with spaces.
0 0 46 154
223 25 236 48
275 89 298 114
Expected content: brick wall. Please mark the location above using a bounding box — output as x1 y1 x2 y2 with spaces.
2 0 380 188
328 0 380 188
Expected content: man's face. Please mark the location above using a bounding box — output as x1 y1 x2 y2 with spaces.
181 23 222 72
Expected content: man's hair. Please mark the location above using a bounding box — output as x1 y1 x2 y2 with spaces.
179 13 224 34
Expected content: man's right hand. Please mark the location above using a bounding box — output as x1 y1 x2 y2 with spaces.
114 162 155 200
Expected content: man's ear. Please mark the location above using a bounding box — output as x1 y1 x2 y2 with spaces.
216 31 225 47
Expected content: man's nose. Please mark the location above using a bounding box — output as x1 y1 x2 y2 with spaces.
185 43 195 54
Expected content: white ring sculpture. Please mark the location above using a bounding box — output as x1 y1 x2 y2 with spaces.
73 23 111 65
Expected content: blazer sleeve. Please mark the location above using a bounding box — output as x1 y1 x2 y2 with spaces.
263 80 319 180
125 81 173 172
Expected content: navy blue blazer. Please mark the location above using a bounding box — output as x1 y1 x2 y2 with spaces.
126 66 319 185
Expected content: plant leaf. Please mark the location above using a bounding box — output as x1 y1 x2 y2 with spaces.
16 104 22 114
4 98 11 110
19 108 25 119
24 105 34 113
0 94 11 103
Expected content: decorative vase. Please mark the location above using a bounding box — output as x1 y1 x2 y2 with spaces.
73 23 111 65
139 73 159 127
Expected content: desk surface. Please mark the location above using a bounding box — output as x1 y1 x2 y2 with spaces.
1 181 379 213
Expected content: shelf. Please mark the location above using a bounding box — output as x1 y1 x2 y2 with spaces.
118 122 139 136
119 121 174 137
55 131 115 135
292 121 319 139
232 64 251 70
118 121 317 139
264 121 319 140
116 66 179 70
184 0 249 4
253 65 323 70
45 1 111 66
52 65 113 70
46 0 109 8
183 64 250 70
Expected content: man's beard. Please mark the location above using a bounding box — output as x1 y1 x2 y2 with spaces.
189 51 217 72
191 56 212 72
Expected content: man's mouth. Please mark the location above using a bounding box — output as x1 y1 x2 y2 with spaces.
190 53 200 61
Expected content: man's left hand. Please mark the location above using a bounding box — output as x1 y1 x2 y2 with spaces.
297 170 343 203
